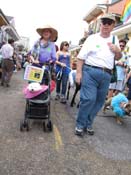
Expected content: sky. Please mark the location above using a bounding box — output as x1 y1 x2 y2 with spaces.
1 0 103 48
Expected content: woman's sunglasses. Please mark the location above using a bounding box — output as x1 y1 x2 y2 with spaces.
64 43 69 46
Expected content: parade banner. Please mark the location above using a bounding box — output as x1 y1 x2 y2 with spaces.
24 65 44 83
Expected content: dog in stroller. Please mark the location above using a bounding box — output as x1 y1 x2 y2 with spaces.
20 65 55 132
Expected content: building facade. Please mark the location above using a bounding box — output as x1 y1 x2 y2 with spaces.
0 9 20 46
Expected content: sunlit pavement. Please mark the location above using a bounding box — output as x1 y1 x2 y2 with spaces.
0 70 131 175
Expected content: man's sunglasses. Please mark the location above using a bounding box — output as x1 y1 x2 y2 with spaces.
101 19 114 25
120 45 125 48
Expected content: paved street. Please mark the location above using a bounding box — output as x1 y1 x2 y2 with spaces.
0 70 131 175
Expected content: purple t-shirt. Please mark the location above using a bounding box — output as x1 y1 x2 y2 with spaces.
31 40 56 63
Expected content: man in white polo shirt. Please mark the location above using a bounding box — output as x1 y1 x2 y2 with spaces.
1 39 14 87
75 14 122 136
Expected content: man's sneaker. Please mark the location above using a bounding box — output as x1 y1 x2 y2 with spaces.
60 97 66 104
13 69 17 73
6 84 10 87
106 106 111 110
1 82 4 86
75 127 84 137
55 94 60 100
84 127 94 135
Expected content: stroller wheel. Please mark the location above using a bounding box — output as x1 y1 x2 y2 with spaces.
43 121 46 132
20 120 24 132
20 119 29 132
47 120 53 132
25 120 29 131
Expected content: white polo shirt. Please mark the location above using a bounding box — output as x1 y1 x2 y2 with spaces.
78 33 120 70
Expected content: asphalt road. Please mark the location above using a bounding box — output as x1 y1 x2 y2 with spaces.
0 70 131 175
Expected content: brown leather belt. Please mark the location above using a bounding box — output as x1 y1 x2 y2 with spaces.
84 64 112 75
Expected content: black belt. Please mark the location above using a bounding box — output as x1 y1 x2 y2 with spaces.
84 64 112 75
4 58 13 61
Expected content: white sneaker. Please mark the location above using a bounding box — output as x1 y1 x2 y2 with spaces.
75 127 84 136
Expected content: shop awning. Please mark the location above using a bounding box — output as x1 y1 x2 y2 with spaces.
0 14 9 26
83 5 106 23
112 22 131 36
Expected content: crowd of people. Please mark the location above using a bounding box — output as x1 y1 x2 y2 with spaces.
1 13 131 138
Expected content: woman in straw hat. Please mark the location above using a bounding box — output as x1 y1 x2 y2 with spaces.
30 25 58 63
29 25 58 84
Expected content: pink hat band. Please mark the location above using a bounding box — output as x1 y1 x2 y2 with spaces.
23 84 48 99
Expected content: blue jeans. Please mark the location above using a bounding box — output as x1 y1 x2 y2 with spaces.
76 65 111 129
127 83 131 100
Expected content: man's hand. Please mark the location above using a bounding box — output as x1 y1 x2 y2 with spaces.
107 43 120 54
76 59 84 85
107 42 122 59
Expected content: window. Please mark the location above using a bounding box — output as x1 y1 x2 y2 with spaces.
109 0 121 4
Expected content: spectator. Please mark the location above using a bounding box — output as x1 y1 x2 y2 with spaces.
55 41 71 103
107 39 128 98
23 52 32 69
1 39 15 87
79 30 88 45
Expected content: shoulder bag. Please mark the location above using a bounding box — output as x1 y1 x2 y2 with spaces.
110 36 117 83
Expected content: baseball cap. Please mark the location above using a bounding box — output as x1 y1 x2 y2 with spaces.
101 13 116 22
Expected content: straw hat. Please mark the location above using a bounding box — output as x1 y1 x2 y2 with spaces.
23 82 48 99
36 25 58 41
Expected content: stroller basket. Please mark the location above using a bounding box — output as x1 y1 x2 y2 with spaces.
26 101 49 117
26 90 50 118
